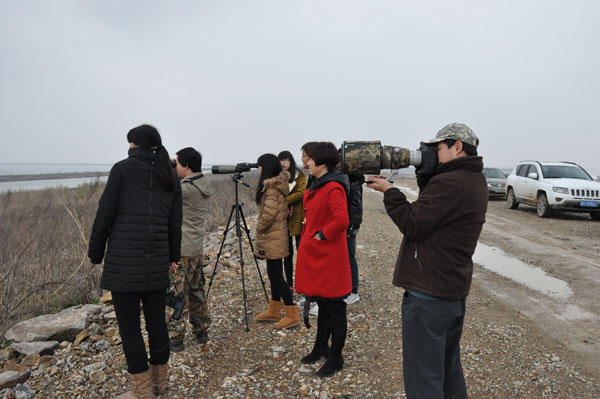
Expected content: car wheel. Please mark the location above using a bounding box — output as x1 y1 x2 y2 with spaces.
536 193 552 218
506 188 519 209
591 213 600 221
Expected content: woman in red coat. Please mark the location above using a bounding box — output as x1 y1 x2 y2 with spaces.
295 142 351 377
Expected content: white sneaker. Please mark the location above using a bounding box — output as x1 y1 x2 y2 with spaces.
344 293 360 304
309 303 319 316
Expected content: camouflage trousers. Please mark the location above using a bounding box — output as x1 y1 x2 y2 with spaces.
166 255 211 342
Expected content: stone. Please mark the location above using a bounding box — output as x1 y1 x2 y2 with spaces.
99 292 112 304
82 361 106 374
73 329 89 347
18 355 40 368
10 342 59 357
298 365 313 374
104 311 117 321
13 384 35 399
89 369 106 382
87 323 103 336
0 347 17 362
0 370 31 390
5 304 100 343
93 340 111 352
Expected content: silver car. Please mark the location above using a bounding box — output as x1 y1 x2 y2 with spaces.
482 167 507 199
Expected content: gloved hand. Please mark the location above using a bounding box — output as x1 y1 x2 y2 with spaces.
415 142 438 190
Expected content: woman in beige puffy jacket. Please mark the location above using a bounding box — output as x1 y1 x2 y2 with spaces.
254 153 300 329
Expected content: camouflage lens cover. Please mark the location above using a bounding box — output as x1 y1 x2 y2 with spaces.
342 141 382 174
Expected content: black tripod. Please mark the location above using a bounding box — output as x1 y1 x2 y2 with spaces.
206 172 268 332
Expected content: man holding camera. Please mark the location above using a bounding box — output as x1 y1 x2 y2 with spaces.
369 123 487 399
168 147 214 351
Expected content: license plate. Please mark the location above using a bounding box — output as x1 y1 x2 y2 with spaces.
580 200 598 208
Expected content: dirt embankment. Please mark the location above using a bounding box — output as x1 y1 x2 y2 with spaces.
4 178 600 398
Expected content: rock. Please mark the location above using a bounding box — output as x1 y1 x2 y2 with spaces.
13 384 35 399
5 304 100 343
298 365 313 374
0 347 17 362
99 292 112 304
18 355 40 368
87 323 103 336
298 384 309 394
93 340 111 352
89 369 106 382
73 329 89 347
0 370 31 390
104 311 117 321
10 341 59 356
82 361 106 374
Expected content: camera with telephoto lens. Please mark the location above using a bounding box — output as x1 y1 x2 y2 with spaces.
166 289 185 320
340 141 427 175
211 163 258 174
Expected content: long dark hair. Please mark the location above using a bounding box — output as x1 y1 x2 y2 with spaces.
277 150 298 183
255 153 282 204
127 124 177 192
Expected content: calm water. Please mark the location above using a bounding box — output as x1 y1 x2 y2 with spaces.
0 163 597 194
0 163 112 175
0 163 215 193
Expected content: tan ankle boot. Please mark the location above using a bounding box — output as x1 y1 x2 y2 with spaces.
116 369 153 399
150 363 167 395
255 299 282 322
274 305 301 329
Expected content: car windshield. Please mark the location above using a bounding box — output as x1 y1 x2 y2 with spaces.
483 168 505 178
541 165 591 180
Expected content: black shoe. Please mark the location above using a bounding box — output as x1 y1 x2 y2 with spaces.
315 356 344 377
195 331 209 344
300 346 329 364
170 340 184 353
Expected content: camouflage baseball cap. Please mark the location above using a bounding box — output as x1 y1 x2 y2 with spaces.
422 123 479 149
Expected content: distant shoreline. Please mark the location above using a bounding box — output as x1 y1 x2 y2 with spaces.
0 171 109 183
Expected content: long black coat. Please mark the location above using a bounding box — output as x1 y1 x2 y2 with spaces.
88 147 182 292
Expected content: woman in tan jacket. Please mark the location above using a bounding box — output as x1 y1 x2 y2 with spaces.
277 151 307 293
254 154 300 329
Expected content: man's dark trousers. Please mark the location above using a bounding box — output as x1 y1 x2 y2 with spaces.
402 292 467 399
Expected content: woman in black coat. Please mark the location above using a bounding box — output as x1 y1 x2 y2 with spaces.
88 125 182 399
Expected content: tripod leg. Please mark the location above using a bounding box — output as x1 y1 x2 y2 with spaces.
206 204 236 298
238 206 269 303
234 203 251 332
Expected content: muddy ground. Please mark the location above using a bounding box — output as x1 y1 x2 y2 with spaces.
10 177 600 398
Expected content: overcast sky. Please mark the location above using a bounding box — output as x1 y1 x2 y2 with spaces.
1 0 598 171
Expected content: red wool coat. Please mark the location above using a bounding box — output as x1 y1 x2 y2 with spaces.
295 179 351 299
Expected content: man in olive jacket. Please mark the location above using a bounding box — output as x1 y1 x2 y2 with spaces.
369 123 488 399
168 147 214 350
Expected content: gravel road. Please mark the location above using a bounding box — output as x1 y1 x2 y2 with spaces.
6 178 599 398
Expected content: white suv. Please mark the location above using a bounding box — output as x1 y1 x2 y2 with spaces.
505 161 600 219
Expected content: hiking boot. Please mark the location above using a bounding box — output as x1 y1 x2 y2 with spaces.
195 331 209 344
169 340 184 353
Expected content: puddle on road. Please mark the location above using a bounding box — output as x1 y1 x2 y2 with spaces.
473 243 573 299
554 304 595 321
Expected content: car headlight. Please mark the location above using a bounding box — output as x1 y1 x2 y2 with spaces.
552 187 569 194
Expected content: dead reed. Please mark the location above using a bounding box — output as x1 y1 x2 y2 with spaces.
0 172 258 341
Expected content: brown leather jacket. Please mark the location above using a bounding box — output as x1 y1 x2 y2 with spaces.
383 156 488 300
255 171 290 259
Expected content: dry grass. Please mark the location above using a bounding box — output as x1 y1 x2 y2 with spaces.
0 172 258 341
